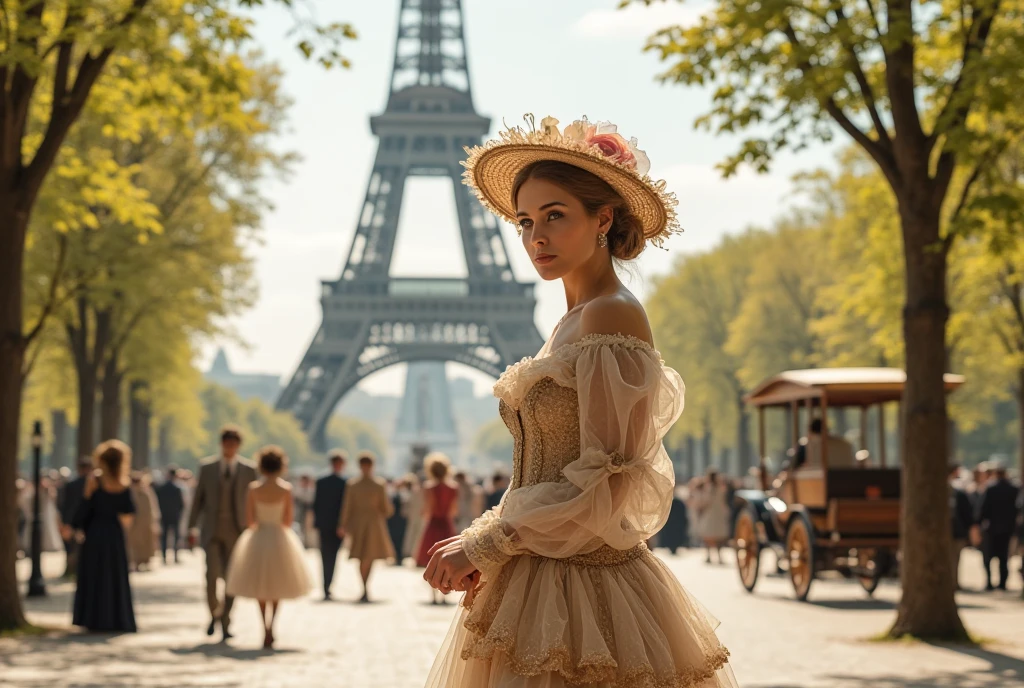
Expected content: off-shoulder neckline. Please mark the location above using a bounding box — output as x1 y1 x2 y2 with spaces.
543 332 656 359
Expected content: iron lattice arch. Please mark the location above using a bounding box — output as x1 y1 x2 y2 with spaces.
282 312 534 450
360 321 505 378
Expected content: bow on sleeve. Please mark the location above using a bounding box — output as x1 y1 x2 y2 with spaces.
461 338 684 576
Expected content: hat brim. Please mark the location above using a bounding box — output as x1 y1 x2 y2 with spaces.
465 144 672 243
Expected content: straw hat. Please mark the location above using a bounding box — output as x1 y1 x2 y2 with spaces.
462 115 681 247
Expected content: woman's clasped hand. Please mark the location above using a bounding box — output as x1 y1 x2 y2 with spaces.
422 536 480 598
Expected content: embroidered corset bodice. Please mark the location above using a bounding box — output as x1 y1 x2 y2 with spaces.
500 378 582 491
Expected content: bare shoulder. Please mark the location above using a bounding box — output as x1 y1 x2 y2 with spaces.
579 292 653 345
277 478 293 491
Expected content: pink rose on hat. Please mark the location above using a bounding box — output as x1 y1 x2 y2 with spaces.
584 122 651 175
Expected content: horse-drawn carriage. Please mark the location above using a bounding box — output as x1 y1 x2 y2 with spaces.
733 368 964 600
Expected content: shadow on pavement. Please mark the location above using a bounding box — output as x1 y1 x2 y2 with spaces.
171 642 299 660
815 644 1024 687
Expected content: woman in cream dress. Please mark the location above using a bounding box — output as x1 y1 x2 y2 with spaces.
128 473 161 571
422 116 737 687
226 446 313 649
340 453 395 603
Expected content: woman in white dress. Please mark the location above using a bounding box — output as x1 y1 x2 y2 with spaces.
697 470 731 565
422 116 737 687
225 446 313 649
19 477 64 553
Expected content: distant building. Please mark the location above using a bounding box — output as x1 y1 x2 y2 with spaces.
204 349 282 405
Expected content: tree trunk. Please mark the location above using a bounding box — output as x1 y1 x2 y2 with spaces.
889 202 968 640
51 409 69 469
685 434 696 481
736 398 751 474
701 415 713 474
100 349 123 441
74 357 98 459
141 402 151 468
68 300 110 459
129 381 150 471
0 200 29 630
1017 370 1024 483
157 418 171 468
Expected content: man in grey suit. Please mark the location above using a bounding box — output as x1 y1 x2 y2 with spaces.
188 426 257 640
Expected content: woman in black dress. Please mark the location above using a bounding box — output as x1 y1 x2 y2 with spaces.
73 439 137 632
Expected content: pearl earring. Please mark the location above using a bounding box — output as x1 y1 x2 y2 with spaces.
597 233 608 248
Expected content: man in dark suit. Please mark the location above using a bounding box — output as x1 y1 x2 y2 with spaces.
58 459 92 577
485 471 508 512
313 451 348 600
975 463 1021 591
155 467 186 564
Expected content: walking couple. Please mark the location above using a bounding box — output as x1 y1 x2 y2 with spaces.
188 426 312 649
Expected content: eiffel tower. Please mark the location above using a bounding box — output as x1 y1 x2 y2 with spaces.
277 0 544 451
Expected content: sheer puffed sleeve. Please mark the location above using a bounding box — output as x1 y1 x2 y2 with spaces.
462 338 684 573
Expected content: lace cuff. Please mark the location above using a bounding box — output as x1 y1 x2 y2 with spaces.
461 511 520 578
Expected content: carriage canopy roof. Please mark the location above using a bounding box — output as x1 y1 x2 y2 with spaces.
744 367 965 407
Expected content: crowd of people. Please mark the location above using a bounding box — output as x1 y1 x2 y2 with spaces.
15 425 1022 649
13 425 515 646
949 461 1024 592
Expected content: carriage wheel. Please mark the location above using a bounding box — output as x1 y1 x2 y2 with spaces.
734 508 761 592
857 549 881 595
786 515 816 601
857 548 893 596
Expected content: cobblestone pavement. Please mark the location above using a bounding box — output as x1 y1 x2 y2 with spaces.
3 547 1023 687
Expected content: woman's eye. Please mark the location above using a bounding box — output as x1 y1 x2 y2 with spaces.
547 211 563 221
518 219 533 230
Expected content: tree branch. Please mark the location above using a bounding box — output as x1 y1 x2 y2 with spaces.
782 21 899 184
4 0 47 176
882 0 928 163
928 0 1002 152
23 0 152 200
831 2 891 147
51 2 85 109
998 267 1024 338
24 231 68 345
863 0 884 37
942 141 1009 250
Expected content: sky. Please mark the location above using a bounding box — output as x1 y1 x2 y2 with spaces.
205 0 838 397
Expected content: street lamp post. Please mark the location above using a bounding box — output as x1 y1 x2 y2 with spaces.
27 420 47 598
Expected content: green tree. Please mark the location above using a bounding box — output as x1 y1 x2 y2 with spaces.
0 0 353 632
634 0 1024 637
725 217 830 387
647 233 764 473
949 141 1024 477
197 383 312 465
804 148 1016 459
326 416 388 464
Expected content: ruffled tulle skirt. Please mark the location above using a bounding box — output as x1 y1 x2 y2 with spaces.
225 524 314 601
425 545 737 688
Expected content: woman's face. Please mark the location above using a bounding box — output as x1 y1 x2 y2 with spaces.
515 177 611 281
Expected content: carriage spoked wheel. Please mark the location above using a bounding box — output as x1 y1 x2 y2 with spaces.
856 548 892 596
734 508 761 592
785 514 815 601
